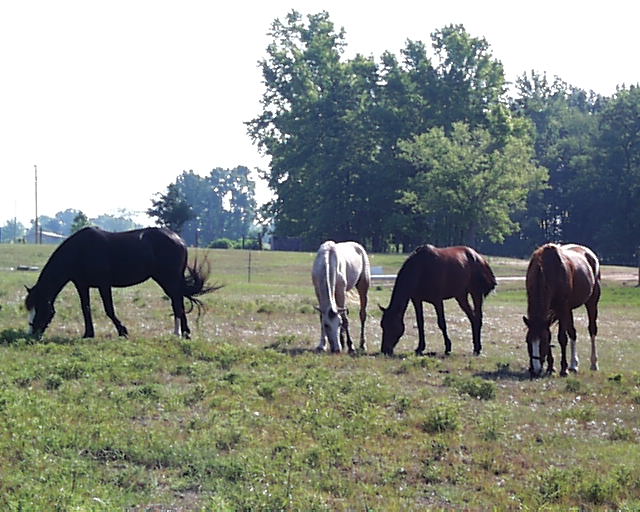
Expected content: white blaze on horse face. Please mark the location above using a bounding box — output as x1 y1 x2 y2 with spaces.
531 338 542 375
27 308 35 335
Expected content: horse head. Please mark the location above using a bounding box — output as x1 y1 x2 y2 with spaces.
24 284 55 337
379 305 404 355
522 315 552 377
317 306 344 353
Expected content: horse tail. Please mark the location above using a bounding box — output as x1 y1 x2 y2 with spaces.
182 256 221 317
469 249 497 297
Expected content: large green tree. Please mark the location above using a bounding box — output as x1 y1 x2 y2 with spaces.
249 13 511 251
398 122 547 246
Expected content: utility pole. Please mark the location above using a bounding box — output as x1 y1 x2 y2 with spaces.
34 165 39 244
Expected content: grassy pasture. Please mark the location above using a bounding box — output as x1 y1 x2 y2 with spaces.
0 244 639 511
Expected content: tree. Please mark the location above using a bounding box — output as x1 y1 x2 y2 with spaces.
249 13 515 251
585 86 640 262
71 211 91 233
150 167 257 246
398 122 547 246
0 219 26 243
147 183 194 234
509 72 602 254
92 211 142 232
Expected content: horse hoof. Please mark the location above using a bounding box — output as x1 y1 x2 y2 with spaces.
415 350 424 356
473 350 482 356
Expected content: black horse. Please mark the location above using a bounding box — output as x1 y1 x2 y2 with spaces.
25 226 215 338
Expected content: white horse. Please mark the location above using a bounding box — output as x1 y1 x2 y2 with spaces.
312 241 370 353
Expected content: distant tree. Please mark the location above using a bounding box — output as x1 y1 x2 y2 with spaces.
71 211 91 233
147 183 195 234
150 167 256 245
91 212 142 232
0 219 26 243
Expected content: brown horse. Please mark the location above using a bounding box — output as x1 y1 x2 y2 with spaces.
380 245 496 356
523 243 601 377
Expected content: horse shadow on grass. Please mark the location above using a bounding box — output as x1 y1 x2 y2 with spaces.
473 364 530 382
0 328 81 347
264 337 375 358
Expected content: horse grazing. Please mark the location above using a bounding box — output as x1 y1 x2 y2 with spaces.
523 243 601 377
312 241 370 353
24 226 216 339
380 245 496 356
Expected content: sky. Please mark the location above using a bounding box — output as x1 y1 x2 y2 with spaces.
1 0 638 228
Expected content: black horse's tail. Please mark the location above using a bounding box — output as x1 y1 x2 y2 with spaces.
182 256 221 317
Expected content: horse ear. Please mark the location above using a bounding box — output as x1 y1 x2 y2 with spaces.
522 316 529 327
378 304 387 313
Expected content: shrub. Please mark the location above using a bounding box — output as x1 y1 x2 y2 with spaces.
209 238 238 249
421 401 460 433
443 375 496 400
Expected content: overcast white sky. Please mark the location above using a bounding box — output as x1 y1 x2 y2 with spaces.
1 0 638 227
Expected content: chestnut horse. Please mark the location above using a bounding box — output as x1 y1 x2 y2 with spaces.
25 226 215 339
523 243 600 377
380 245 496 356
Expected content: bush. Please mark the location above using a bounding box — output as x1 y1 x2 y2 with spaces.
209 238 238 249
421 401 460 433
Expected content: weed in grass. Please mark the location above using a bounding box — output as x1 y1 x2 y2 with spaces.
44 373 63 390
564 377 581 393
478 404 508 441
609 422 636 442
421 400 461 434
443 375 496 400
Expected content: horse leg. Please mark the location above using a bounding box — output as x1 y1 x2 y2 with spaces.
557 315 570 377
334 286 354 353
433 300 452 355
74 282 95 338
316 312 328 352
356 278 369 351
340 311 355 353
456 294 482 355
98 286 128 338
567 318 579 373
412 299 426 355
586 284 600 371
171 295 190 339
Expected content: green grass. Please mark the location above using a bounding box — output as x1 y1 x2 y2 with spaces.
0 244 639 510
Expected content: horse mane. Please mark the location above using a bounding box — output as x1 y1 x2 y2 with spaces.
527 243 569 324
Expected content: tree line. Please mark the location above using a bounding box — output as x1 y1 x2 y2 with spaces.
245 11 639 263
0 210 140 244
